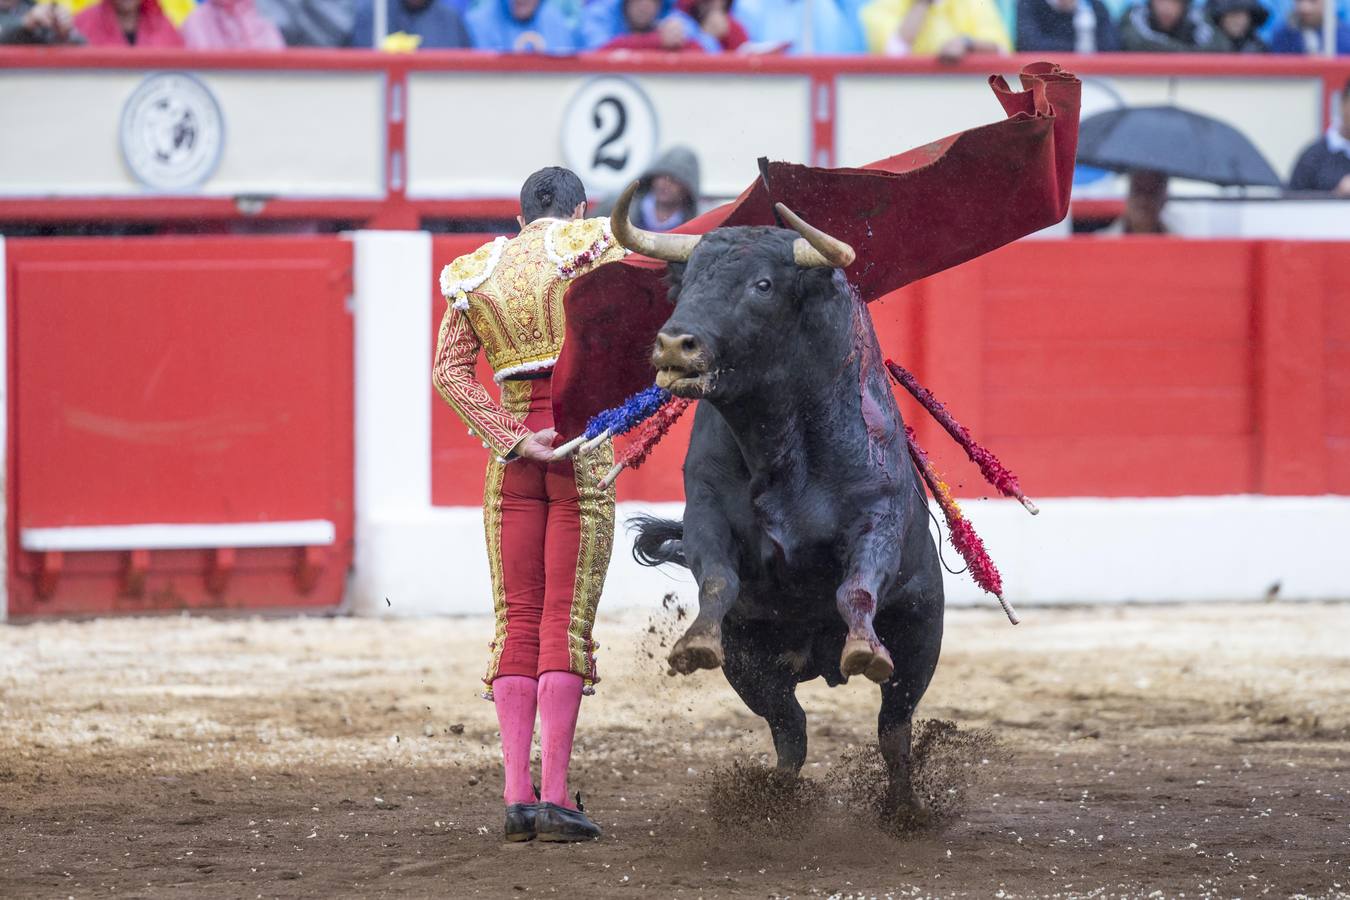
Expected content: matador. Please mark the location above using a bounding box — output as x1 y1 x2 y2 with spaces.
432 167 627 843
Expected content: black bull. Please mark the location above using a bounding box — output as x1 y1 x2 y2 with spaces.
629 225 945 810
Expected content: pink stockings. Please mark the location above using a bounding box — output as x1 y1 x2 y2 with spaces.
492 675 538 807
491 671 584 809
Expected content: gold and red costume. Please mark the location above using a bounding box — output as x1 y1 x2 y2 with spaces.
433 217 628 695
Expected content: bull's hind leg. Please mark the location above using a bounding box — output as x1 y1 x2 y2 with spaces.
721 621 807 773
875 597 943 815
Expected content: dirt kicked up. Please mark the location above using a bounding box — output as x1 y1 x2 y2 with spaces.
2 601 1348 899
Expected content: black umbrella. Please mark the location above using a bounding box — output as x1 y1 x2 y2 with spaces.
1076 105 1282 188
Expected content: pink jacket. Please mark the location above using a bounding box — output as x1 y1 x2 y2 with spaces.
74 0 186 47
181 0 285 50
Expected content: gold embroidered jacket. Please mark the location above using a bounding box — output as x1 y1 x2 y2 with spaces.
432 217 628 457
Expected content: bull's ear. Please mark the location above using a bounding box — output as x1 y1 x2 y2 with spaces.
664 262 686 305
793 266 837 303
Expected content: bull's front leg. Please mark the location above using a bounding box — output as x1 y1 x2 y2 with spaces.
668 565 740 674
836 517 902 684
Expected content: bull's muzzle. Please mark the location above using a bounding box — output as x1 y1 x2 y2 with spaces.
652 332 712 396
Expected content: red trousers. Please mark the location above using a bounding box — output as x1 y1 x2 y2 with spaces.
482 377 614 692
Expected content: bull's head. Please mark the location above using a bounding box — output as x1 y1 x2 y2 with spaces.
611 182 856 402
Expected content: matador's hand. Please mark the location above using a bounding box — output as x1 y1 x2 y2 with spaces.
513 428 559 462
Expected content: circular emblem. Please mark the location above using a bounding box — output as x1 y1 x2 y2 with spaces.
560 76 659 197
120 72 225 192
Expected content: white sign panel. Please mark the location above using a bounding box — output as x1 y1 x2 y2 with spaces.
0 69 385 198
560 76 659 197
407 72 812 201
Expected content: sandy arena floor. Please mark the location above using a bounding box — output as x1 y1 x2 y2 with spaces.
1 600 1348 899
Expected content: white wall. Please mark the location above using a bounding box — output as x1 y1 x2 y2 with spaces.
353 496 1350 618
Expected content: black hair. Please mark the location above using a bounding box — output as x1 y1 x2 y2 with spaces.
519 167 587 224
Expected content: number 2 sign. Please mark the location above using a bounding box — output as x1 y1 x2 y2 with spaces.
561 76 659 197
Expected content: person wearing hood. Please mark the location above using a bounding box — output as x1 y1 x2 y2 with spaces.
1016 0 1121 51
602 146 702 232
1118 0 1223 50
1205 0 1268 49
467 0 577 52
734 0 866 53
582 0 719 51
349 0 472 49
74 0 184 45
1269 0 1350 52
181 0 285 48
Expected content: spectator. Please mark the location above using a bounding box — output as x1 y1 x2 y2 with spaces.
1102 170 1176 234
74 0 184 45
675 0 747 49
1206 0 1268 49
349 0 472 49
1 0 86 43
180 0 284 48
1016 0 1120 51
1269 0 1350 51
254 0 357 45
861 0 1012 59
582 0 718 51
1289 81 1350 195
623 146 702 231
466 0 578 52
51 0 197 25
1118 0 1222 50
734 0 865 53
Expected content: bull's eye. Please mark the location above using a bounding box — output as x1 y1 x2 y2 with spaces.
754 278 772 293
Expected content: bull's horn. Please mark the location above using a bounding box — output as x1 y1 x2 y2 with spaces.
775 203 856 269
611 181 702 262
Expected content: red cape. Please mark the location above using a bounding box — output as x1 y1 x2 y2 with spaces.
553 62 1081 438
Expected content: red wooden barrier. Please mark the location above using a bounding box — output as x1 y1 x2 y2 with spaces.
430 237 1350 506
6 237 354 616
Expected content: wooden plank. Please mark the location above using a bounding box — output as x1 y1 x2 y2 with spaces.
1254 242 1327 495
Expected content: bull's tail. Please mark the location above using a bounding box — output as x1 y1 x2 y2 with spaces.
629 515 688 568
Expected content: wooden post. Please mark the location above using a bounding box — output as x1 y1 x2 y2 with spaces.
1254 241 1327 495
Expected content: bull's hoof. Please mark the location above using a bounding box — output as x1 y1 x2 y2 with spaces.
881 787 933 831
840 638 894 684
667 630 724 674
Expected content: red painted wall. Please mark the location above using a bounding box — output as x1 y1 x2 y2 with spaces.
6 237 354 616
431 238 1350 506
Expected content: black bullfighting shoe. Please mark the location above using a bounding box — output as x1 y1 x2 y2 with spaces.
535 795 602 843
504 803 538 842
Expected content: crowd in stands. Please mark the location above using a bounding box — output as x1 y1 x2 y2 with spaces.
1 0 1345 54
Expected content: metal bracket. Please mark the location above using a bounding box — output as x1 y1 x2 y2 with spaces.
36 551 63 599
295 545 326 594
205 547 236 596
122 549 150 597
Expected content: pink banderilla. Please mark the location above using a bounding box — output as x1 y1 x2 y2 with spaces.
886 359 1038 516
905 425 1018 625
